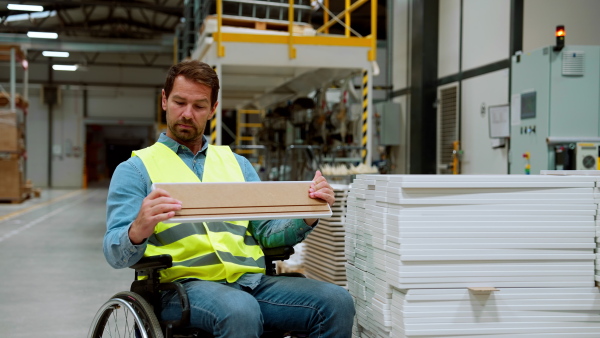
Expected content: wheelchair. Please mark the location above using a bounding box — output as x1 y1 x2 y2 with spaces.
88 247 305 338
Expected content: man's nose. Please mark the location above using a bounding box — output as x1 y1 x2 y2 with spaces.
182 104 194 118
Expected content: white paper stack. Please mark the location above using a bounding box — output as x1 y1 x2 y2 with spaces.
541 170 600 286
391 287 600 338
345 174 600 337
303 184 350 286
346 176 393 336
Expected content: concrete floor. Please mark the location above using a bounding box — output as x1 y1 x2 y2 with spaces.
0 187 132 337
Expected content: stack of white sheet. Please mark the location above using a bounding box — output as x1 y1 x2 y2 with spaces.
391 287 600 338
345 174 600 337
303 184 350 286
541 170 600 286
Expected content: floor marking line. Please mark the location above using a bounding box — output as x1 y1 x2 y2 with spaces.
0 190 98 243
0 189 85 224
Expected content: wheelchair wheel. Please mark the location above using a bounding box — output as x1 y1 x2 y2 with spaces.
88 291 163 338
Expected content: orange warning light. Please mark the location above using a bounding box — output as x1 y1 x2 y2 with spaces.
554 25 565 52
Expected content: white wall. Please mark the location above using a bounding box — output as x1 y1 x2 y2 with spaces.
87 87 158 120
437 0 511 174
390 0 411 173
401 0 600 175
462 0 510 70
523 0 600 52
25 88 49 187
392 0 410 90
460 69 509 174
438 0 460 78
50 87 85 188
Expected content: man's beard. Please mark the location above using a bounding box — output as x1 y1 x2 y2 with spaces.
168 119 204 142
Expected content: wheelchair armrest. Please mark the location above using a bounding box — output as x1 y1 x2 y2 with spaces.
130 254 173 271
263 246 295 262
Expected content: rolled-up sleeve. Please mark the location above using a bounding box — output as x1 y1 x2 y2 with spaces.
235 154 315 248
103 159 149 269
249 218 313 248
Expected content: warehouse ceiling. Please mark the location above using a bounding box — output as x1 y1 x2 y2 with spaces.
0 1 386 91
0 0 183 67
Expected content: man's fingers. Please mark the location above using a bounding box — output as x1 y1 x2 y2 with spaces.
148 187 171 198
148 188 182 204
152 210 176 223
308 172 336 207
150 202 181 216
311 170 324 183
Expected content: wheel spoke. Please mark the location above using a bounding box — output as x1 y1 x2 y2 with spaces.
88 292 162 338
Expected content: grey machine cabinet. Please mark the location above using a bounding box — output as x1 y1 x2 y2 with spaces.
509 45 600 174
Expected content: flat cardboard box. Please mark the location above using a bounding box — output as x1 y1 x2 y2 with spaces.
153 181 332 223
0 112 22 152
0 155 24 200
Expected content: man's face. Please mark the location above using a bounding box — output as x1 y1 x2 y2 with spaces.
163 75 218 146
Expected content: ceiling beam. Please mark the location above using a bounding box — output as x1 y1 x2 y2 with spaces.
0 33 173 53
0 1 183 16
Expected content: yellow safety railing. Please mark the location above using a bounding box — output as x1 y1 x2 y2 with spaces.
214 0 376 61
236 109 263 154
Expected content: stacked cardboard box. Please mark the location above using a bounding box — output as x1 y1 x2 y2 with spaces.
346 174 600 337
303 184 350 286
0 110 27 202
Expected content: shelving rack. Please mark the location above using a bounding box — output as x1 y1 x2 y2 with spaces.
0 45 30 202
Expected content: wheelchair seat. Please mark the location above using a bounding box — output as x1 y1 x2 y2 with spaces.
88 247 304 338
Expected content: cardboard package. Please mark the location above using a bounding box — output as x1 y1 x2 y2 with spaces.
153 181 332 223
0 112 22 152
0 154 24 201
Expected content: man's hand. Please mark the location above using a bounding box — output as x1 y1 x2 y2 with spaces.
304 170 335 227
128 188 182 245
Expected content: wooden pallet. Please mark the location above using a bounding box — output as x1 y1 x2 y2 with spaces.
0 182 41 204
0 192 30 204
202 15 312 34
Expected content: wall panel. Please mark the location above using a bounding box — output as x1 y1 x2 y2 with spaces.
87 87 156 120
438 0 460 78
460 69 509 174
391 0 410 90
51 88 85 188
462 0 510 71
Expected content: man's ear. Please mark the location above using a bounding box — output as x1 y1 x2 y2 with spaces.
209 101 219 120
161 89 168 111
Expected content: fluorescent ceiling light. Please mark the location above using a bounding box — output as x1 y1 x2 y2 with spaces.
53 65 78 71
27 31 58 39
5 10 56 22
43 51 70 58
7 4 44 11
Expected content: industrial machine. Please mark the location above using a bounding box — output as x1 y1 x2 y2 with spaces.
509 44 600 174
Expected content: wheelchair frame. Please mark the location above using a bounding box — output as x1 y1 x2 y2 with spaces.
88 246 301 338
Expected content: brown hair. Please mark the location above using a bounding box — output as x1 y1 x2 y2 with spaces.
163 60 220 107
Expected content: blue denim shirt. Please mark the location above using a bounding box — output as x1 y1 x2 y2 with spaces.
104 133 313 288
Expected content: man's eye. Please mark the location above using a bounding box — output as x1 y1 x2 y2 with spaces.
174 101 184 105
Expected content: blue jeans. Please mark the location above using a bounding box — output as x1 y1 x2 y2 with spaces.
160 275 355 337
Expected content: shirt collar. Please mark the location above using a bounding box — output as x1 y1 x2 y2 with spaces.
157 132 209 154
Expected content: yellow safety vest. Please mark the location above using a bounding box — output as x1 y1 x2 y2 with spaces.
132 142 266 283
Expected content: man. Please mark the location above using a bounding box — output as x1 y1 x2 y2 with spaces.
104 60 355 337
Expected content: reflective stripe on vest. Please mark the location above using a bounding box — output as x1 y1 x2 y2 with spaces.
132 142 265 283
